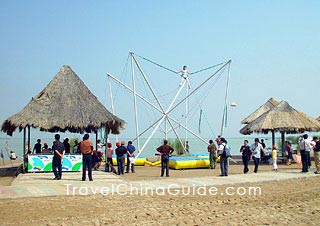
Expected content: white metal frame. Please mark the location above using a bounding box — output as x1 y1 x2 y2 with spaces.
107 52 231 158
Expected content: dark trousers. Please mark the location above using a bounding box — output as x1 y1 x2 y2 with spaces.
52 156 62 179
161 156 169 176
117 156 124 174
301 150 309 172
106 157 113 172
242 156 250 174
252 156 260 173
126 155 135 172
82 154 93 180
220 156 228 176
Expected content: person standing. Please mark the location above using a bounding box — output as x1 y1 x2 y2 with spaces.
312 136 320 174
52 134 65 180
250 138 263 173
157 139 174 177
207 140 217 169
33 139 42 154
126 141 136 173
106 142 114 172
115 141 127 175
299 134 311 173
272 145 278 171
240 140 251 174
185 141 190 154
285 141 293 165
80 134 93 181
218 137 229 176
63 138 70 155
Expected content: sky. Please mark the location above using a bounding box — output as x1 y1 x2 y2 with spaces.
0 0 319 141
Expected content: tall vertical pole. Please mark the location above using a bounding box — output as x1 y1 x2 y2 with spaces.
185 81 190 148
107 75 118 143
130 52 140 152
220 61 231 136
27 126 31 154
23 128 26 173
104 125 109 172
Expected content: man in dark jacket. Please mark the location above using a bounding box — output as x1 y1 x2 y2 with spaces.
52 134 65 180
115 141 127 175
156 140 174 177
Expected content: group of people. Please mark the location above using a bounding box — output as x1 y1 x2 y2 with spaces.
207 136 231 177
299 134 320 174
112 140 136 175
25 138 71 155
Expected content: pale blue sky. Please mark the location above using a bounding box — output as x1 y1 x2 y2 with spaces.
0 0 319 140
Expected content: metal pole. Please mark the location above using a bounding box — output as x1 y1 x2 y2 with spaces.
130 52 140 151
107 73 162 114
23 127 26 173
135 80 187 158
95 130 98 151
168 116 208 144
131 53 166 113
185 81 190 147
105 125 109 172
108 75 118 142
220 61 231 136
27 126 30 154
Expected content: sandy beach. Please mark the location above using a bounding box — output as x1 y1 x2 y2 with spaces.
0 162 320 226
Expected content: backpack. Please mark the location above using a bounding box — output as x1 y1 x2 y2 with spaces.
223 144 231 158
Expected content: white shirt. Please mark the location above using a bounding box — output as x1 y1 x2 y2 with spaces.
299 139 312 152
250 143 263 158
218 143 226 155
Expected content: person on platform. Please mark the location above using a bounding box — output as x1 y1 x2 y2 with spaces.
240 139 251 174
80 134 94 181
207 139 217 169
42 142 51 154
156 139 174 177
33 139 42 154
250 138 263 173
52 134 65 180
63 138 70 155
126 141 136 173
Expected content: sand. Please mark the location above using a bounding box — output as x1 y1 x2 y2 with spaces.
0 163 320 226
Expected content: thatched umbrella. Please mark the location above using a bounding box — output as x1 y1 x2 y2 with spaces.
241 97 279 124
1 65 125 136
240 101 320 152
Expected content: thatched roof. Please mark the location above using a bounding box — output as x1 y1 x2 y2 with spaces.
1 65 125 136
241 97 279 124
240 101 320 135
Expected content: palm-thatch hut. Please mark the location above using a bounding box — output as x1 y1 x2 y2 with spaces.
241 97 279 124
1 65 125 153
240 101 320 152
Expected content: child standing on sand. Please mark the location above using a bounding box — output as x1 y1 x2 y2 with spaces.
272 145 278 171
